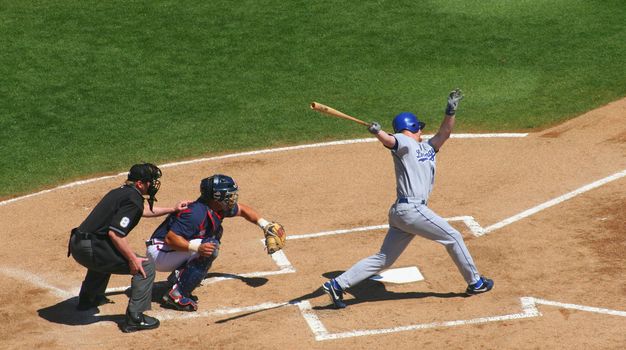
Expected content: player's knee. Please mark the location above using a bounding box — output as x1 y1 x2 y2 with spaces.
142 258 156 278
440 230 463 246
375 252 396 269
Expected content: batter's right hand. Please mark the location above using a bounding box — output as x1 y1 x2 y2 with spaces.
368 122 381 134
198 242 217 257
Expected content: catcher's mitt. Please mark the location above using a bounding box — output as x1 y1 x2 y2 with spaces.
263 222 286 254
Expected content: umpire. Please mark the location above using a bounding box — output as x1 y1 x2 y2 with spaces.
69 163 189 333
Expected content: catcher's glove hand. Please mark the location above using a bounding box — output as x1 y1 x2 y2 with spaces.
263 222 286 254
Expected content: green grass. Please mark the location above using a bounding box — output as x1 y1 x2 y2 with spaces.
1 0 625 198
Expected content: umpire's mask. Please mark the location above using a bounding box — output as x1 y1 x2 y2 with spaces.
128 163 162 211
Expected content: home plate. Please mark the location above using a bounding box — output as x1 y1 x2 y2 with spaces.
369 266 424 284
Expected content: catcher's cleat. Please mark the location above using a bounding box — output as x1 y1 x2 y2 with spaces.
120 311 160 333
76 295 114 311
466 276 494 295
322 279 346 309
161 289 198 312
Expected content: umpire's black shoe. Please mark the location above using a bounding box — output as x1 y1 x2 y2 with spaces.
120 311 160 333
76 295 114 311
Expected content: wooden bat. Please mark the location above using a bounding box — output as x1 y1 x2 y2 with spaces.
310 102 369 126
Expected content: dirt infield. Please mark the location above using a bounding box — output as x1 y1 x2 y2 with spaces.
1 99 625 349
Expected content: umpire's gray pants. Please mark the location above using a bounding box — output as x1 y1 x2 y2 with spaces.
335 202 481 290
70 232 155 313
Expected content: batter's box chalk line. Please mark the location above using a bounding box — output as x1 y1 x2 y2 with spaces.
296 297 626 341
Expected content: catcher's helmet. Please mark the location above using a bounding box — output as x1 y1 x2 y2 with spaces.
392 112 425 133
200 174 239 209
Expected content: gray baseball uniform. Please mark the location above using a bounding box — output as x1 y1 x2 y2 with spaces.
335 133 481 289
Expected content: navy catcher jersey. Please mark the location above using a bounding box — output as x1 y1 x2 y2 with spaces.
78 185 144 237
151 201 239 242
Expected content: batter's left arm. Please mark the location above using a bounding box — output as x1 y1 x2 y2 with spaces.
429 88 463 151
429 115 455 152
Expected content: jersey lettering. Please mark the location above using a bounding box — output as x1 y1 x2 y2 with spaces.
416 148 435 162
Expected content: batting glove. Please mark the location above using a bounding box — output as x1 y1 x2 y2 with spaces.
368 122 382 134
445 88 464 116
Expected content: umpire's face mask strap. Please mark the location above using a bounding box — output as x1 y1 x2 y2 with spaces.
147 179 160 212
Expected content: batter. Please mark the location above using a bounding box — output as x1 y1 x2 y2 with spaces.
323 89 494 309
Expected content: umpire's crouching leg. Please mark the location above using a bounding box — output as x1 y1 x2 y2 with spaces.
127 257 156 313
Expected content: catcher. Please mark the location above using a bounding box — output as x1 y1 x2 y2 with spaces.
145 174 286 312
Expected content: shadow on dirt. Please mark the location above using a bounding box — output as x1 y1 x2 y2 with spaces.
213 270 467 323
204 272 269 288
37 292 125 326
312 271 469 310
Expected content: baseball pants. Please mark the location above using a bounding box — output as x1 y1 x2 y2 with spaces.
335 201 481 290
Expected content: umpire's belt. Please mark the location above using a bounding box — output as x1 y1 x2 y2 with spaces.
72 228 98 240
397 198 426 205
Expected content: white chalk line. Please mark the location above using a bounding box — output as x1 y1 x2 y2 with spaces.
0 133 526 207
288 225 389 240
481 169 626 234
298 296 626 341
0 267 74 300
288 216 486 241
298 297 539 341
532 298 626 318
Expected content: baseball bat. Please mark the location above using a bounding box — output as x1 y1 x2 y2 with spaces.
310 102 369 126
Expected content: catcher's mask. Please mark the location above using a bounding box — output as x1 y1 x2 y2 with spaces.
128 163 162 211
392 112 425 133
200 174 239 210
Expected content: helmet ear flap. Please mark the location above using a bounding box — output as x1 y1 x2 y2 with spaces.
199 177 213 203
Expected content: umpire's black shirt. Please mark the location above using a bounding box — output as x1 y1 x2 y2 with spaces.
78 185 144 237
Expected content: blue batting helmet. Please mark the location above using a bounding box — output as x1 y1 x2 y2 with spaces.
392 112 425 133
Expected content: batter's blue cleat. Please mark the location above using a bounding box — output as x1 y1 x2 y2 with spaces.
322 279 346 309
466 276 494 295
